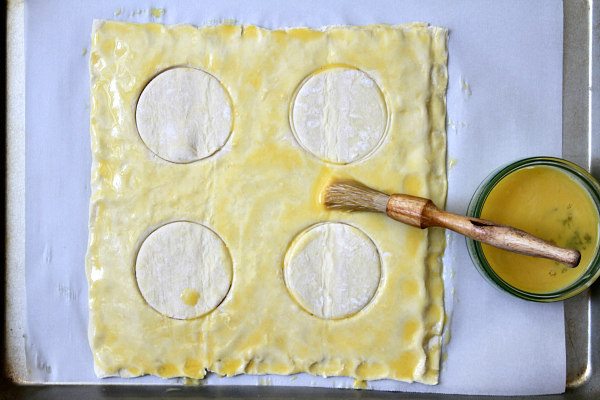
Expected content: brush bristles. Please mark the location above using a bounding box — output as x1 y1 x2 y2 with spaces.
323 180 389 213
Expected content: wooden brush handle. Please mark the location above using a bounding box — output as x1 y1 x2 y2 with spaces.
386 194 581 268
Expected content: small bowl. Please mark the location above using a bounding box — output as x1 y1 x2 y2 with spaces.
466 156 600 302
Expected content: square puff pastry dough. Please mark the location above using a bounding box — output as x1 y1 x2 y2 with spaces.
87 21 447 385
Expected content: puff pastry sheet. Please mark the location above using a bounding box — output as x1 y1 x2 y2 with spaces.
87 21 447 385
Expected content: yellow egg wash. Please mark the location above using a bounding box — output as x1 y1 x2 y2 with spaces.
180 288 200 306
87 22 448 385
481 166 599 293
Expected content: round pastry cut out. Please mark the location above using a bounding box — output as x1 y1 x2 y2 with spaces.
136 67 233 163
136 221 233 319
291 67 388 164
284 223 381 319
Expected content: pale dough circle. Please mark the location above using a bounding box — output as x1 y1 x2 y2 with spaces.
284 223 381 320
136 67 233 163
291 67 387 164
135 221 233 319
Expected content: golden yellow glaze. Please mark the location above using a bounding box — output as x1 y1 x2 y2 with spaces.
87 21 447 384
180 289 200 307
481 166 599 293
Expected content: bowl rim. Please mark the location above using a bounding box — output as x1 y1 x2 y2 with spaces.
466 156 600 302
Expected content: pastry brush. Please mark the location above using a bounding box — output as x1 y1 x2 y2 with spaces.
323 180 581 268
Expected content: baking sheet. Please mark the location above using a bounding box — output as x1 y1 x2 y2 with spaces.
24 0 564 395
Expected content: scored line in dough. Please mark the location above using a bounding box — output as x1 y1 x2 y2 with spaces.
290 66 389 165
135 67 234 164
135 221 233 320
283 222 382 320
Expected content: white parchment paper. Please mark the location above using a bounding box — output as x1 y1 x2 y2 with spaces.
25 0 565 395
